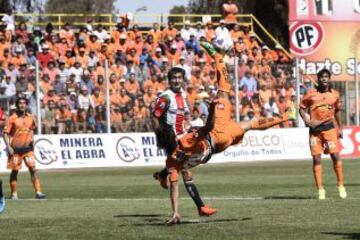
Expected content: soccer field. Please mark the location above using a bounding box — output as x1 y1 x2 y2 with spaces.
0 159 359 240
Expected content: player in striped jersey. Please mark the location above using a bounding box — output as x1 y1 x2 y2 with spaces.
152 67 217 218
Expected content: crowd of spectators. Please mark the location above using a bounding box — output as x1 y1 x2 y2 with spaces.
0 8 300 134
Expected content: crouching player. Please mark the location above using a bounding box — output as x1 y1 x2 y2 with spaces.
3 97 46 200
163 41 293 224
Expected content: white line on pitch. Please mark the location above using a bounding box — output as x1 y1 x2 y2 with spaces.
8 196 264 201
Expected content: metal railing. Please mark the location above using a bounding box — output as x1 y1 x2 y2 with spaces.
0 12 290 57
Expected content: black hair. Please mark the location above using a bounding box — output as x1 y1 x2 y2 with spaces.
317 68 331 79
15 97 29 107
167 67 185 82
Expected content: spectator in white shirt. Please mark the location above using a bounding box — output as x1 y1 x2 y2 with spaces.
215 19 230 39
263 97 280 118
69 61 83 83
77 86 94 111
180 20 195 42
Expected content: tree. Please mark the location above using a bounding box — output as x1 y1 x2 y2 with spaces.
168 5 188 26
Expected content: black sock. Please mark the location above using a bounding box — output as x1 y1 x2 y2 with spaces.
185 182 204 209
159 168 169 179
0 179 3 198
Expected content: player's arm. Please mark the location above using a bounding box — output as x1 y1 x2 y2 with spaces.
3 118 14 156
150 96 169 132
334 94 343 138
299 92 312 127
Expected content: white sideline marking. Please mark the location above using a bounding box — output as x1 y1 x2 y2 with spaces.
10 196 264 201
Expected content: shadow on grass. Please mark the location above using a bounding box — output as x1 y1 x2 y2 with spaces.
114 214 165 218
264 196 313 200
322 232 360 239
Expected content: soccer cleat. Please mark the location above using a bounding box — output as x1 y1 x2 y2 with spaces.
35 192 46 199
200 41 217 57
9 194 18 200
0 197 5 213
198 204 217 217
153 171 169 190
318 188 326 200
166 216 181 225
338 185 347 199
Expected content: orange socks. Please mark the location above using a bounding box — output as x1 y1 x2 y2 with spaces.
250 114 290 130
214 53 231 93
333 160 344 187
313 163 323 190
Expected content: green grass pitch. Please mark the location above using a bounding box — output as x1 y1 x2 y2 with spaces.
0 159 360 240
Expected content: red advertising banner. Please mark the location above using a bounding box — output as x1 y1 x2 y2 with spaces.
289 0 360 81
339 126 360 158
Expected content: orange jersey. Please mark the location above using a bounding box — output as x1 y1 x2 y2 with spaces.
300 88 340 124
4 113 36 150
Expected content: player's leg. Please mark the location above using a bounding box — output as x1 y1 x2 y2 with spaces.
28 166 46 199
310 133 326 200
246 114 292 131
9 170 18 200
24 152 46 199
324 129 347 198
200 41 231 94
166 155 182 225
0 178 5 213
181 169 217 217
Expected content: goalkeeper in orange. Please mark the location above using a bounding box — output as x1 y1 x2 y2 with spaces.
160 41 294 225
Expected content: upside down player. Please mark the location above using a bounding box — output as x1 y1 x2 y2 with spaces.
3 97 46 200
151 67 217 218
162 41 293 224
299 69 347 200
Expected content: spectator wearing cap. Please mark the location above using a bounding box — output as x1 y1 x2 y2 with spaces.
176 56 191 81
37 44 55 68
185 34 200 54
80 70 95 93
15 74 29 94
162 22 178 42
110 58 125 78
87 50 99 68
11 47 26 67
78 86 94 111
248 32 259 50
263 96 279 118
127 48 140 65
55 37 69 57
167 43 180 66
204 22 215 42
222 0 238 24
61 48 75 68
215 19 230 40
193 21 206 40
180 20 195 42
124 60 136 78
75 47 89 68
86 32 101 53
118 87 131 107
3 75 16 97
42 60 59 82
69 61 83 83
134 59 149 85
43 88 60 106
139 47 151 65
118 33 128 53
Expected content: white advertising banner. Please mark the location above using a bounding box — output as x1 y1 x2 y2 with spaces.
0 128 314 172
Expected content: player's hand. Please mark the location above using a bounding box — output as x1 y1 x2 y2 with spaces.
7 146 14 156
166 213 181 225
337 129 343 139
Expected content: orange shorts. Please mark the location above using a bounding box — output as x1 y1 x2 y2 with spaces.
309 128 339 156
7 151 36 171
210 121 245 153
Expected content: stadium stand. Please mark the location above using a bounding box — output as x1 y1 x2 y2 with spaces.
0 11 297 134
